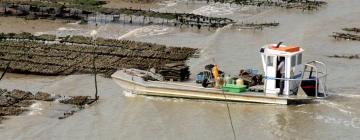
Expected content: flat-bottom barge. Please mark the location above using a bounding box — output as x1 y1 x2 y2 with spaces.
112 43 328 105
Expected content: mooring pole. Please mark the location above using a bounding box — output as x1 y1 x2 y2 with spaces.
0 61 11 81
93 45 98 100
91 30 99 101
4 0 7 15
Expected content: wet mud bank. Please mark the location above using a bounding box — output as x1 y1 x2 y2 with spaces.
58 96 94 119
0 88 95 123
205 0 326 11
0 1 284 30
328 27 360 60
0 32 198 77
328 54 360 60
331 27 360 41
331 33 360 41
233 22 279 30
0 1 235 28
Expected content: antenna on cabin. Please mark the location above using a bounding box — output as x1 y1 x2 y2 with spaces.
275 42 283 48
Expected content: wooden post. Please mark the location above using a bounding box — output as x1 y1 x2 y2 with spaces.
143 16 145 25
130 15 132 24
92 38 99 100
94 13 97 23
4 0 7 15
123 14 125 24
0 61 11 81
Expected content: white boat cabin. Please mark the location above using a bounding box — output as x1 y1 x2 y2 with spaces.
260 43 304 95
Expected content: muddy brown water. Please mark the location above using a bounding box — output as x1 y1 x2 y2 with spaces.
1 0 360 139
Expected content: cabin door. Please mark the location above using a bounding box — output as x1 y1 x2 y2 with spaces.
264 55 277 94
275 56 285 87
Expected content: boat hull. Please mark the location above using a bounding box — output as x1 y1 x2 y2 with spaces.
111 70 315 105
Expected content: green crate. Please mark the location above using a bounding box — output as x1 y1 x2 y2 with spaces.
221 84 247 93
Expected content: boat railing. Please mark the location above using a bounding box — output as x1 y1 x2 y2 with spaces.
301 60 328 98
263 60 327 98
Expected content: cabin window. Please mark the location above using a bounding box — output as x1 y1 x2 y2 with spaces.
297 53 302 65
291 55 296 67
267 56 273 66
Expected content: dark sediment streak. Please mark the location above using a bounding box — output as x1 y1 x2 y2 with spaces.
327 54 360 60
330 27 360 41
331 32 360 41
233 22 279 30
342 27 360 33
328 28 360 60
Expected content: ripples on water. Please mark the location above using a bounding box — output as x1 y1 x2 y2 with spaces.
27 102 43 116
191 3 240 16
118 25 171 40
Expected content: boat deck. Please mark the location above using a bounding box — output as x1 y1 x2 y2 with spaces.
111 70 315 105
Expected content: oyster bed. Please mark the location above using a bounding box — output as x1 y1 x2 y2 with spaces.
0 32 198 76
0 88 95 123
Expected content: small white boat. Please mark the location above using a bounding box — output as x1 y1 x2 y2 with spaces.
111 43 328 105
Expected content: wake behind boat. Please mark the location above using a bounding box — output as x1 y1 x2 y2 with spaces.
111 43 328 105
